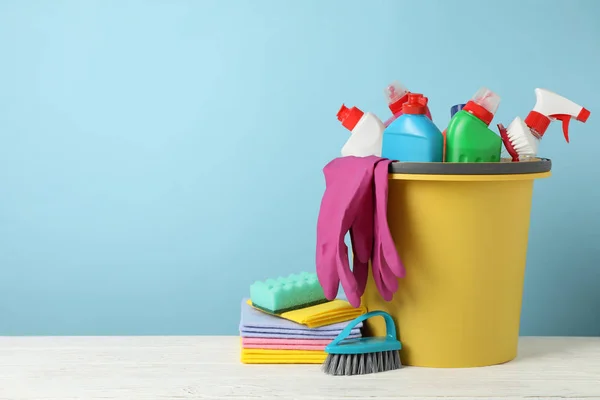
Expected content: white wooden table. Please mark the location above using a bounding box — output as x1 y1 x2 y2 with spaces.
1 336 599 399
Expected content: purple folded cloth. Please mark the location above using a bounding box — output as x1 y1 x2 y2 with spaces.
239 298 363 331
240 330 362 339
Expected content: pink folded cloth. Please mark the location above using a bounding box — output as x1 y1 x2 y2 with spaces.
242 337 331 350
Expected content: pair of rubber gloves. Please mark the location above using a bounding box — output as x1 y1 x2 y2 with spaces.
315 156 405 308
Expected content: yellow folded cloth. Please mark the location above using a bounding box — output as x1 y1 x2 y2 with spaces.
246 299 366 328
241 348 327 364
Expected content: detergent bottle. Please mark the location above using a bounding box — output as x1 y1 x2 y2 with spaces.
442 103 466 161
450 103 466 117
445 87 502 163
498 88 590 161
337 104 384 157
383 81 432 127
381 93 443 162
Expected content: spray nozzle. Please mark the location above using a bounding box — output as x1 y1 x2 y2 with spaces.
549 107 591 143
526 88 591 142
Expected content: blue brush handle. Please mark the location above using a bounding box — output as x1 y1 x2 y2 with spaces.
328 310 397 347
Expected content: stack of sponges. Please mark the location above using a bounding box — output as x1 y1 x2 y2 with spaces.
240 272 367 364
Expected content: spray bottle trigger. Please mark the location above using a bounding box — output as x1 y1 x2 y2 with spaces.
550 114 572 143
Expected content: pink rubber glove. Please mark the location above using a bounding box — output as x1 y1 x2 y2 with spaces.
316 156 379 307
347 174 374 299
372 159 405 301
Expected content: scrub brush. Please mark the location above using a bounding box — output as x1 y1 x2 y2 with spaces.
498 122 537 162
323 311 402 376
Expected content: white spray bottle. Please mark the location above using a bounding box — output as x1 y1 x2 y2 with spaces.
498 88 590 161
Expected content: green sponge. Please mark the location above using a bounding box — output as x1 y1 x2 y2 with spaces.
250 271 327 314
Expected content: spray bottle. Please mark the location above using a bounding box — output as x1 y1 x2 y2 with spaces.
383 81 432 127
498 88 591 161
337 104 385 157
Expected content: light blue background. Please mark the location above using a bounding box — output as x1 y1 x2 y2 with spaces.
0 0 598 336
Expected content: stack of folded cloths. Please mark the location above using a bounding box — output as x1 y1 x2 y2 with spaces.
239 298 366 364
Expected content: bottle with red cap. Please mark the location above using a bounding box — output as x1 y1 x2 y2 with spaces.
337 104 385 157
445 87 502 163
383 80 432 127
497 88 590 161
441 103 466 161
381 93 443 162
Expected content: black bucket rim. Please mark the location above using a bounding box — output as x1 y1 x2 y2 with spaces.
388 158 552 175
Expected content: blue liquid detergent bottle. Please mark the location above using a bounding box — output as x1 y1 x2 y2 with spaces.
381 93 443 162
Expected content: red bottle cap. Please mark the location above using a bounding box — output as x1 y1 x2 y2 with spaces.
524 111 551 137
463 100 494 126
401 93 428 115
389 93 410 114
337 104 364 131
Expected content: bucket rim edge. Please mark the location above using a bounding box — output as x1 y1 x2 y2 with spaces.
388 158 552 176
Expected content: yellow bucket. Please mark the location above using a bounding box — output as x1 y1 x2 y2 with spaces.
361 159 552 368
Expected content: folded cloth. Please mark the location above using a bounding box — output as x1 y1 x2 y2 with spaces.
243 337 332 346
244 298 366 328
241 326 361 336
242 325 361 334
240 299 362 338
240 329 361 339
244 344 326 350
241 308 362 331
242 337 331 350
240 348 327 364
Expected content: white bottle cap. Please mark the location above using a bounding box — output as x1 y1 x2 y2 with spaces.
384 81 409 106
471 87 501 115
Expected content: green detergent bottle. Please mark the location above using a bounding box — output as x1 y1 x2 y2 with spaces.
446 87 502 163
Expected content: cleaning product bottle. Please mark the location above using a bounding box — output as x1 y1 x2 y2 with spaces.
381 93 443 162
442 103 466 161
337 104 385 157
383 81 432 127
498 88 590 161
445 87 502 163
450 103 466 117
